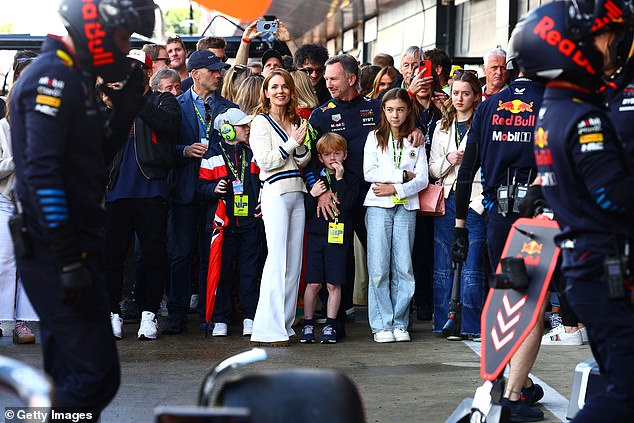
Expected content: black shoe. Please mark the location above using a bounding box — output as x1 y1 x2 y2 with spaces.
120 298 141 323
162 317 188 335
500 398 544 422
522 381 544 405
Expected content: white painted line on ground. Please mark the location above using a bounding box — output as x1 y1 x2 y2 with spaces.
463 340 570 422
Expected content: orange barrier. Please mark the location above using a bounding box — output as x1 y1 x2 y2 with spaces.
193 0 272 21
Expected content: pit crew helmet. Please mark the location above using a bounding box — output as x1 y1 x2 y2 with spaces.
59 0 158 82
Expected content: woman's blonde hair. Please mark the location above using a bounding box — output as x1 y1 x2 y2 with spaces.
221 64 252 102
235 74 264 115
291 70 318 109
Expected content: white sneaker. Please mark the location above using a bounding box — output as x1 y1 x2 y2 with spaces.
579 327 589 344
373 330 395 343
393 328 411 342
242 319 253 336
541 327 582 346
137 311 158 340
111 313 123 340
212 322 228 337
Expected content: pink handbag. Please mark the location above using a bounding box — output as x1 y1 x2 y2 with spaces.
418 180 445 216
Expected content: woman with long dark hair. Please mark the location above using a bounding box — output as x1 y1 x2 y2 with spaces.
429 70 486 339
363 88 428 343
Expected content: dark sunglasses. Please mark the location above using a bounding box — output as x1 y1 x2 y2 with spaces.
203 103 211 122
452 69 479 78
300 66 325 75
155 57 171 65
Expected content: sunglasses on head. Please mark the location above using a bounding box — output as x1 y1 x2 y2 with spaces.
452 69 478 78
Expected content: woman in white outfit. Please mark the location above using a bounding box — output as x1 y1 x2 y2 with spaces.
249 69 311 346
0 54 39 343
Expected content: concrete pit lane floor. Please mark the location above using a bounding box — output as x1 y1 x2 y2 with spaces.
0 308 589 422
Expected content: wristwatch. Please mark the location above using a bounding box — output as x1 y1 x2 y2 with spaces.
403 170 409 183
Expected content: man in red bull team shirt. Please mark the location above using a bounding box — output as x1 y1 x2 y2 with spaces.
451 54 545 421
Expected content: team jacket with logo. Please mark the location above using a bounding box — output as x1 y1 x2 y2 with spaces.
198 140 260 232
455 78 543 219
607 63 634 165
10 36 112 240
306 95 381 194
535 85 634 270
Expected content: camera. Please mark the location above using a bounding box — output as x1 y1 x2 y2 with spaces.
257 20 278 33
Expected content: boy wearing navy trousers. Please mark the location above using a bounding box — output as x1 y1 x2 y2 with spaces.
301 133 358 343
198 108 263 337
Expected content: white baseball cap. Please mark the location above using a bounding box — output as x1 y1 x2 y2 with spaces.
127 49 153 69
214 108 254 132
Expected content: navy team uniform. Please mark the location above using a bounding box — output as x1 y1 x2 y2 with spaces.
455 77 543 267
535 84 634 421
10 36 120 411
198 140 262 325
304 168 358 285
607 63 634 161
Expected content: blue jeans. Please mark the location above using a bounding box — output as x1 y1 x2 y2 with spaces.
365 205 416 333
433 192 486 335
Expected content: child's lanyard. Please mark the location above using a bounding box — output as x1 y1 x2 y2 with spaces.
391 133 403 169
220 144 246 182
324 171 335 193
193 102 212 137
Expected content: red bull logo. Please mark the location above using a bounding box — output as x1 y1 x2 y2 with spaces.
497 99 534 114
491 114 536 127
521 241 543 256
592 0 624 33
534 127 548 149
82 0 114 67
533 15 596 75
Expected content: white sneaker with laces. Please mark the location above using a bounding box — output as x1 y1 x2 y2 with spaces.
212 322 228 337
111 313 123 340
242 319 253 336
373 330 396 343
393 328 411 342
541 326 582 345
137 311 158 340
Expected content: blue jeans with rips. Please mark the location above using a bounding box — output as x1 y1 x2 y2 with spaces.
433 192 486 335
365 205 416 333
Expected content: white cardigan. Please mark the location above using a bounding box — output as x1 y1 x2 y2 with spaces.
0 118 15 200
250 114 311 195
363 130 428 210
428 119 484 215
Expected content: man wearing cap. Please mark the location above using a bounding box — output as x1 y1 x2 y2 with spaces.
104 49 181 341
163 50 235 335
198 107 262 337
262 49 284 76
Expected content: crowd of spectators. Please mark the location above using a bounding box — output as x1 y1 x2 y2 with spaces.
0 18 576 353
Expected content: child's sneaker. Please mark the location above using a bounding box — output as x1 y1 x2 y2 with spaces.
393 328 411 342
137 311 158 340
300 324 315 343
320 324 337 344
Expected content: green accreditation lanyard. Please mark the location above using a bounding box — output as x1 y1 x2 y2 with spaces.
454 121 461 149
220 144 249 217
193 101 212 138
220 143 247 182
324 170 344 243
391 133 403 169
391 133 407 205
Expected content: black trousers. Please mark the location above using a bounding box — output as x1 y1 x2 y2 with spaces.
18 240 120 416
105 198 168 314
